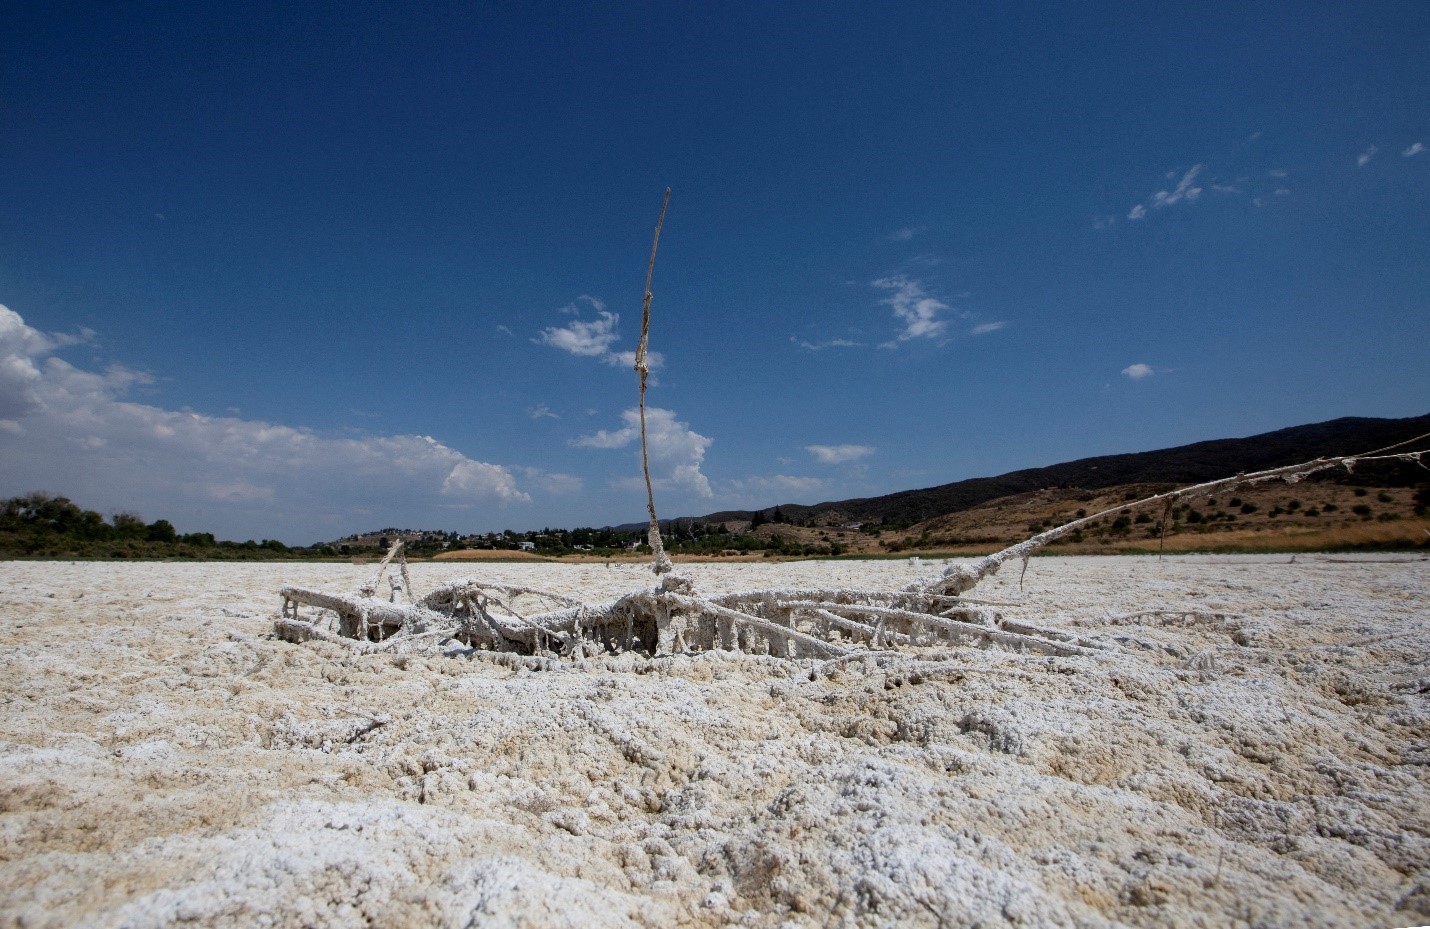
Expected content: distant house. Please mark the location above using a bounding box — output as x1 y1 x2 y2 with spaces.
518 541 536 551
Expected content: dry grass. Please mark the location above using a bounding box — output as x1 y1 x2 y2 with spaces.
430 549 551 562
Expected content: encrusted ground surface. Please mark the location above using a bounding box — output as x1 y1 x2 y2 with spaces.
2 555 1428 928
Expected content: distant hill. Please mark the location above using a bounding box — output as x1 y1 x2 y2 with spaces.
679 413 1430 530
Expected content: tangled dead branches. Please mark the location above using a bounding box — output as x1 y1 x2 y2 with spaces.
272 190 1430 666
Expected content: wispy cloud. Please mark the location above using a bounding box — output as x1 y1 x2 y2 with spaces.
534 299 662 370
1404 142 1425 158
1127 164 1205 220
0 305 531 541
1357 145 1378 167
1121 363 1154 380
790 336 860 351
1151 164 1205 208
527 403 558 420
871 275 951 347
807 444 874 464
573 406 713 496
888 225 926 242
969 321 1006 335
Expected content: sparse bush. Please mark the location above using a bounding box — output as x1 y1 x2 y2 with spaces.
1376 491 1392 503
1354 488 1368 497
1352 504 1372 518
1240 503 1258 514
1322 503 1338 513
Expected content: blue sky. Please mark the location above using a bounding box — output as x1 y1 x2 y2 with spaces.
1 1 1426 543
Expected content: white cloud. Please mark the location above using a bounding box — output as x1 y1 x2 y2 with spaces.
1121 363 1154 380
527 403 558 420
1268 168 1288 178
791 336 860 351
1404 142 1425 158
440 460 527 500
535 310 619 358
1128 165 1206 220
0 305 531 541
534 303 663 370
807 444 874 464
1150 164 1204 209
1092 216 1117 229
888 226 926 242
1357 145 1378 167
870 276 951 345
970 321 1006 335
573 407 713 496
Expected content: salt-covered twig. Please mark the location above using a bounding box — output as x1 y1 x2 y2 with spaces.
636 188 674 576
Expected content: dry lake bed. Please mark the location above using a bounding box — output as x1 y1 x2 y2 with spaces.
2 555 1428 928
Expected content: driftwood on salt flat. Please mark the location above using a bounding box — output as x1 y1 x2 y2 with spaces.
271 189 1430 667
275 448 1426 664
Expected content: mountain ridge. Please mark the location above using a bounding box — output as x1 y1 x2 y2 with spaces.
655 412 1430 531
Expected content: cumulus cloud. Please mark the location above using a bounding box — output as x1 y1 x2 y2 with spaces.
1121 363 1154 380
534 299 662 370
0 305 530 541
970 321 1006 335
1404 142 1425 158
573 407 713 496
441 460 528 499
807 444 874 464
1127 204 1147 221
527 403 558 420
1357 146 1378 167
871 276 951 346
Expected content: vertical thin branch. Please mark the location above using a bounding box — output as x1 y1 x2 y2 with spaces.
635 188 673 574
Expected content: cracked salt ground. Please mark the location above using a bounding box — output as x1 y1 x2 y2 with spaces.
1 556 1428 928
